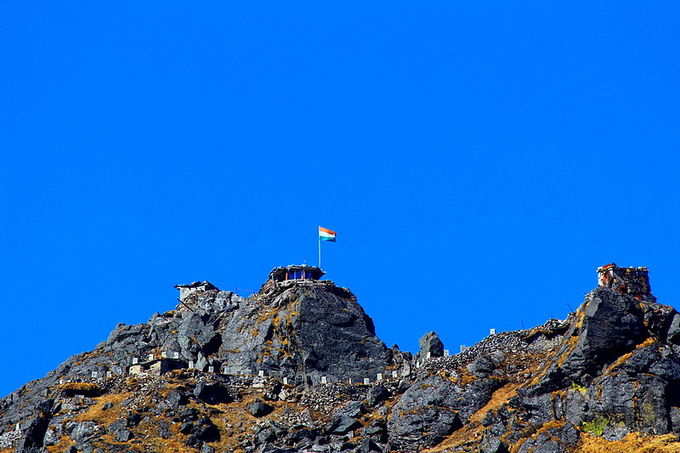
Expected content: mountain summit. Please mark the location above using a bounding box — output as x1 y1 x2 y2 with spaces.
3 263 680 452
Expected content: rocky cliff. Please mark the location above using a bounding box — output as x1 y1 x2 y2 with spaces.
3 266 680 453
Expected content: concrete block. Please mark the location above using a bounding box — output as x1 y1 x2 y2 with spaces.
149 361 162 376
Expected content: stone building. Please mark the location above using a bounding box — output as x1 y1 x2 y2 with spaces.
597 263 654 301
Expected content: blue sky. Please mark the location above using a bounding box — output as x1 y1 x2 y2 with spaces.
1 1 679 396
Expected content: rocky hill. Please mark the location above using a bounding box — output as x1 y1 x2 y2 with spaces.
4 263 680 453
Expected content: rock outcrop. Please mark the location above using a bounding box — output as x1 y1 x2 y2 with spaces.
3 264 680 452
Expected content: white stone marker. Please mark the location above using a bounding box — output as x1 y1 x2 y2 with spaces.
208 366 214 373
490 328 496 336
363 378 370 385
377 373 383 381
132 357 139 365
283 377 288 385
147 354 154 361
161 351 168 358
392 370 399 378
444 349 450 356
321 376 327 384
258 370 265 377
59 378 64 385
427 352 431 359
173 351 180 359
348 378 352 384
106 371 112 378
189 360 194 369
91 371 98 378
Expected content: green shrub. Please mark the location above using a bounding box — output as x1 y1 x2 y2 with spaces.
570 382 588 394
582 416 609 436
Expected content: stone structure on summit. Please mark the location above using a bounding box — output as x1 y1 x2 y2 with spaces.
597 262 654 301
5 262 680 452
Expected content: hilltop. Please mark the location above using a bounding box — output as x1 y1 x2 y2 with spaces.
3 263 680 453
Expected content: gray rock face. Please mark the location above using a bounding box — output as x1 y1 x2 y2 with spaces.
14 400 53 453
387 375 467 451
562 289 647 379
516 422 579 453
9 270 680 453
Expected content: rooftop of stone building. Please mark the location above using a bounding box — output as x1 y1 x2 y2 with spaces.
267 264 325 282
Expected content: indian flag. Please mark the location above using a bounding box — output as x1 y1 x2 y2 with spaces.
319 226 337 242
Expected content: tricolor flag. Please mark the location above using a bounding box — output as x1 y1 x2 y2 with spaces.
318 226 337 242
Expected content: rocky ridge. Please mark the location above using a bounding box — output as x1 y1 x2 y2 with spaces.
3 266 680 452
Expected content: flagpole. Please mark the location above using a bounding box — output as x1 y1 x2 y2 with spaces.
317 226 321 269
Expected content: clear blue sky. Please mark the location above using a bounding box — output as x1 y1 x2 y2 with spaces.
1 1 679 396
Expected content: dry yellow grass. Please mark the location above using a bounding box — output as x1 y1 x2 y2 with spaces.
45 435 75 453
509 420 566 453
469 383 520 424
73 392 132 424
577 433 680 453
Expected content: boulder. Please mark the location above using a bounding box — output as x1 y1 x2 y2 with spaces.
418 331 444 359
67 421 98 443
166 390 188 409
366 385 389 407
193 382 230 405
326 416 360 435
247 400 273 417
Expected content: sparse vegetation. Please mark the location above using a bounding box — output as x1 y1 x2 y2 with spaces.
571 382 588 394
582 416 610 436
578 432 680 453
